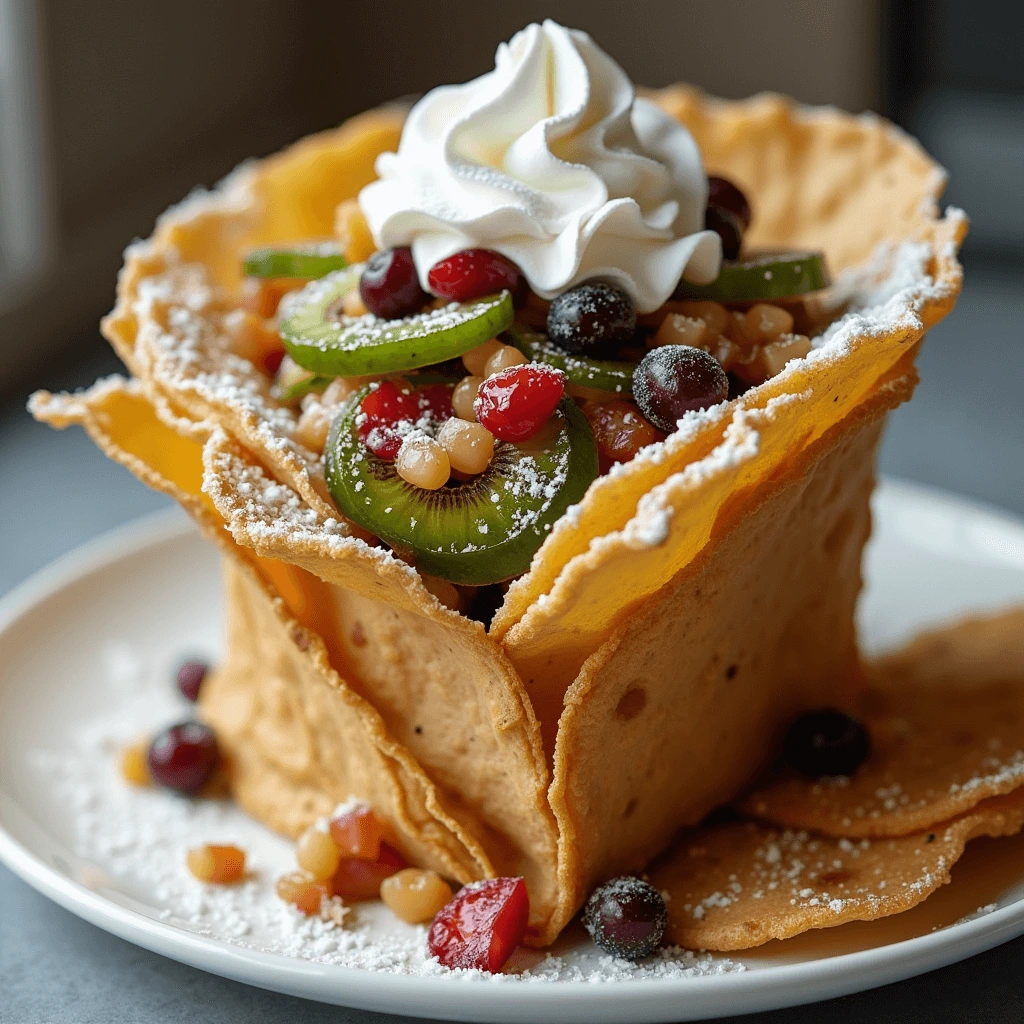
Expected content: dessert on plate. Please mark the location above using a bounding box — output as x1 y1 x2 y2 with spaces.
32 19 1003 972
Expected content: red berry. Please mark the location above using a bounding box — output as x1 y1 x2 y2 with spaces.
427 249 523 302
147 722 220 795
415 383 454 424
332 842 406 902
360 247 428 319
175 659 208 702
427 877 529 973
633 345 729 432
474 365 564 443
358 381 419 459
707 176 751 230
363 425 403 461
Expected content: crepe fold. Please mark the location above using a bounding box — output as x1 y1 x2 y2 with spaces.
31 88 964 945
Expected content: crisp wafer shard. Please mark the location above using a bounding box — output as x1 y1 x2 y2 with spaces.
653 790 1024 951
739 609 1024 838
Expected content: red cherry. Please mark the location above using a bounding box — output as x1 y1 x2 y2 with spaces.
427 249 523 302
474 365 564 443
427 877 529 973
147 722 220 795
332 842 406 902
360 247 428 320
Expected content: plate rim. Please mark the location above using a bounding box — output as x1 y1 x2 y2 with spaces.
3 481 1024 1022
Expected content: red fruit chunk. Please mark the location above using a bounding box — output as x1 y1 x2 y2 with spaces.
363 425 403 461
332 843 406 901
147 722 220 795
707 176 751 230
427 248 523 303
474 365 564 443
175 659 209 702
359 246 428 320
358 381 419 459
329 805 386 860
427 877 529 973
415 383 455 424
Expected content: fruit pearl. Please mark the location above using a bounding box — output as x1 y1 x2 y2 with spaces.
452 376 483 421
381 868 454 924
483 345 527 377
187 844 246 884
396 437 451 490
461 338 504 376
296 827 341 881
437 418 495 475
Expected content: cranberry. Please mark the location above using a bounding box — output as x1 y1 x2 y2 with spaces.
633 345 728 433
175 659 208 702
359 247 428 319
427 248 523 302
783 709 871 778
358 381 419 460
147 722 220 795
583 877 666 960
332 842 406 901
474 364 564 443
427 877 529 973
546 283 636 357
705 205 743 261
415 383 455 424
707 176 751 230
584 400 664 468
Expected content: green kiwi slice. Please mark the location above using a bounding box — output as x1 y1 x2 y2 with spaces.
325 391 598 585
672 250 830 303
280 268 514 378
509 326 638 396
243 242 347 279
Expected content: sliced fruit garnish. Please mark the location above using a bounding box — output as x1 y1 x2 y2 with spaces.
243 241 347 279
280 268 515 378
673 251 830 304
509 327 637 396
272 354 332 403
326 388 598 585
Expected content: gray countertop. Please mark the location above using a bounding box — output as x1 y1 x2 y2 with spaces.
2 258 1022 1022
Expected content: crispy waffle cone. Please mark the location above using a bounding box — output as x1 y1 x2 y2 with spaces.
31 88 964 945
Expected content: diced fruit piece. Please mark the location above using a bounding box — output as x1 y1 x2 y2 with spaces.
223 309 286 375
783 709 871 778
427 248 523 303
474 365 565 443
396 437 451 490
359 246 428 319
755 333 812 378
329 805 386 860
462 339 505 376
175 659 208 703
296 827 341 882
583 876 666 960
335 199 376 264
243 242 347 280
357 379 418 461
546 282 636 358
452 376 483 420
381 869 454 924
584 400 663 467
280 268 514 377
326 387 598 585
187 844 246 884
147 722 220 795
119 742 151 787
707 176 751 230
743 302 794 343
705 205 742 260
673 251 830 304
483 345 527 377
653 314 708 350
633 345 729 432
277 872 332 915
427 877 529 973
437 418 495 475
333 843 406 901
241 277 306 318
272 355 331 403
509 327 637 397
414 383 455 424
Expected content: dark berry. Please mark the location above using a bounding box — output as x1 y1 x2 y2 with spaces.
147 722 220 795
359 247 428 320
783 709 871 778
633 345 729 432
474 364 565 443
175 659 208 702
705 205 743 261
583 876 666 960
427 248 523 302
707 176 751 230
428 877 529 972
546 283 636 357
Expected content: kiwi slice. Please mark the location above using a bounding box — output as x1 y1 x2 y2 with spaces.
271 356 332 403
509 326 638 397
281 268 514 378
325 391 598 585
243 242 347 279
672 250 830 303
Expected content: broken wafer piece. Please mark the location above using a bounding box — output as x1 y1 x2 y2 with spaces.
653 789 1024 951
739 609 1024 838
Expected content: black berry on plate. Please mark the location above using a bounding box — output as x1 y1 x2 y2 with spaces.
583 876 667 960
705 205 743 260
359 246 428 319
633 345 729 432
147 722 220 795
546 282 636 358
783 709 871 778
707 176 751 230
175 659 209 702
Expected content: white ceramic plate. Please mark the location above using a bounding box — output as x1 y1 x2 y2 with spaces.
3 479 1024 1023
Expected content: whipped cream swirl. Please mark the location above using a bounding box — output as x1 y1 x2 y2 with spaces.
359 20 720 314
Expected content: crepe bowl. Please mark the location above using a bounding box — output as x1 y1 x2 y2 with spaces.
30 87 965 947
